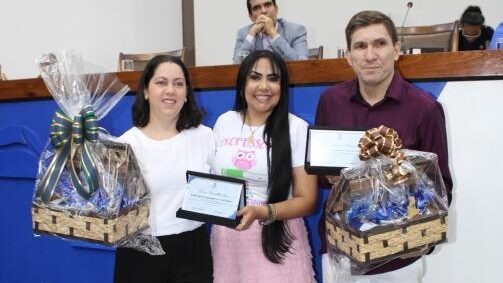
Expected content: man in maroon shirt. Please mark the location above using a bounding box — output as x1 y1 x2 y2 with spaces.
316 10 452 283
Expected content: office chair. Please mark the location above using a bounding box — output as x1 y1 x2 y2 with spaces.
396 21 459 53
118 48 185 71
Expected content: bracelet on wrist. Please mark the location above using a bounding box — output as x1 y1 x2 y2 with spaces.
259 203 276 226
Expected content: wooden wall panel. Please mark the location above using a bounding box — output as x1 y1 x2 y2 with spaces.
1 50 502 101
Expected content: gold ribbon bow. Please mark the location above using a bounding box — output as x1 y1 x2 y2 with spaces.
358 125 410 184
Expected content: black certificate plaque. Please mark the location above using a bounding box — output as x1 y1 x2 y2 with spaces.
176 171 246 228
305 126 365 175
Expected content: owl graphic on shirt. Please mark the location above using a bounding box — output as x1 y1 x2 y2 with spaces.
232 149 257 171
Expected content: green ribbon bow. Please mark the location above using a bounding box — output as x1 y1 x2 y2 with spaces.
35 105 100 203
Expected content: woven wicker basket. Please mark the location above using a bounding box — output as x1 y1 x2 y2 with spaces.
326 212 447 265
32 202 149 244
32 136 152 245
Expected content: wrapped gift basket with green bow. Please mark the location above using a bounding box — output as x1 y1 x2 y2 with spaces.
31 52 158 251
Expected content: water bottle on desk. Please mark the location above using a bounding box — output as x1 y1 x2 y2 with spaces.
337 47 347 58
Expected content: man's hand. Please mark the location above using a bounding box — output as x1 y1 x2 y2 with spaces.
255 15 278 38
326 175 341 185
248 22 265 37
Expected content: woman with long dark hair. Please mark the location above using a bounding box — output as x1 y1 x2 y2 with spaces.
114 55 213 282
211 50 317 282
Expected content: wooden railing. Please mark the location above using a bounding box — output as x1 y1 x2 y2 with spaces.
1 50 502 101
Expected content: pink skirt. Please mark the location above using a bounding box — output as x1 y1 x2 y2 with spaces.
211 217 315 283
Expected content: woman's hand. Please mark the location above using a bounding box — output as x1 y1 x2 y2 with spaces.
235 205 268 231
235 167 317 231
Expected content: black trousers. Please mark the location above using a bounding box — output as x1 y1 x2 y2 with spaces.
114 225 213 283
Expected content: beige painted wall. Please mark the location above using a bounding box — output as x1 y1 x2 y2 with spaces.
0 0 183 79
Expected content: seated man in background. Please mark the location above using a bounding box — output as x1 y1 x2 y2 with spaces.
315 10 453 283
459 5 494 51
233 0 308 63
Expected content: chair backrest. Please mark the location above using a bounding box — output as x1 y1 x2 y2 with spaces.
396 21 459 52
118 48 185 71
0 65 6 81
308 45 324 60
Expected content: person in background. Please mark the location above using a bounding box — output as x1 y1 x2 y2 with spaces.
233 0 309 63
114 55 213 283
211 50 317 282
459 5 494 51
315 10 452 283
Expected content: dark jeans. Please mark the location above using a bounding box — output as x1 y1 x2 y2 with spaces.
114 225 213 283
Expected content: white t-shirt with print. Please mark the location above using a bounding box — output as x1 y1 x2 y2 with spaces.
212 111 308 205
120 125 215 236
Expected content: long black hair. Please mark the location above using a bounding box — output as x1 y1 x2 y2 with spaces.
132 55 204 130
234 50 293 263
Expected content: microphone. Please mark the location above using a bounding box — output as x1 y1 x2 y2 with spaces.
400 2 414 53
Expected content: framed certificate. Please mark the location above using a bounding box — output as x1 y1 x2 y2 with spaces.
176 171 246 227
305 126 365 175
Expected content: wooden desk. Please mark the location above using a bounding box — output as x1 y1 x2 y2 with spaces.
1 50 502 283
1 50 502 101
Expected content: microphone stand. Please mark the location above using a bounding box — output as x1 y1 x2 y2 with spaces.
400 2 414 54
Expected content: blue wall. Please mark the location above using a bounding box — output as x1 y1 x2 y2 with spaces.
0 86 328 283
0 82 441 283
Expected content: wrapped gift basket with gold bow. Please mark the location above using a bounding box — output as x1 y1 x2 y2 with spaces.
325 126 448 273
31 52 161 253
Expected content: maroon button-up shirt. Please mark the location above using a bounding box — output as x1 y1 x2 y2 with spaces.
315 72 452 275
